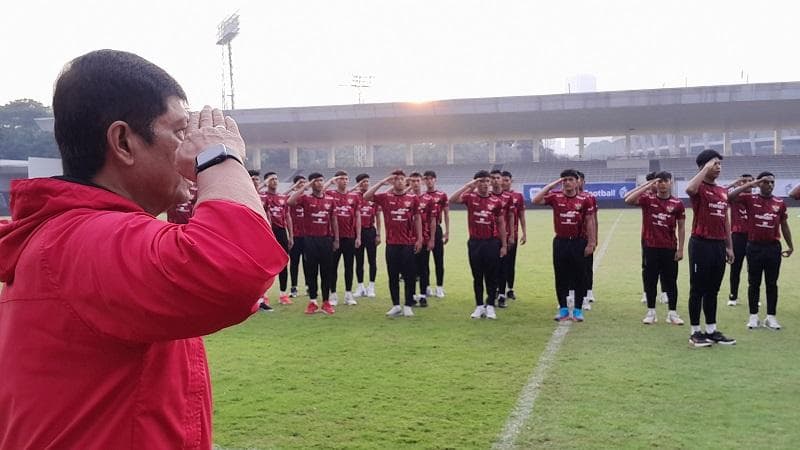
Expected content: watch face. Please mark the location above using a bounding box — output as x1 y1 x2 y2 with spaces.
196 144 229 172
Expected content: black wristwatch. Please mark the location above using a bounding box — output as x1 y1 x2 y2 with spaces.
195 144 244 174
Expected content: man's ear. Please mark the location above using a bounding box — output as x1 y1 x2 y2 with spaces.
106 121 136 167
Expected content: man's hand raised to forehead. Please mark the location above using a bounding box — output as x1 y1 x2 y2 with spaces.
176 106 246 181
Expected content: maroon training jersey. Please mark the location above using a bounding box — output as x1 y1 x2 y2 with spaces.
166 186 197 225
328 190 361 239
738 194 787 242
427 190 449 225
298 193 336 237
263 192 290 229
166 201 194 224
580 192 598 239
637 194 685 249
290 201 305 238
543 191 595 239
689 182 729 240
416 192 435 242
356 192 379 229
373 191 419 245
730 192 751 234
463 192 504 240
491 191 511 239
505 190 525 237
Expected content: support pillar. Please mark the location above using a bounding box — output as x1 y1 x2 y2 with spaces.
684 136 691 156
447 143 455 165
290 146 298 169
749 131 757 156
489 141 497 164
366 143 374 167
328 147 336 169
532 137 541 162
723 132 732 156
406 144 414 166
669 134 678 156
578 136 585 159
625 133 632 157
774 129 783 155
249 148 262 170
702 132 710 150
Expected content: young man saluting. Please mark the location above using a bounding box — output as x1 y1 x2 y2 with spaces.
288 173 339 315
728 172 793 329
624 171 686 325
533 169 596 322
363 170 423 317
684 150 736 347
451 171 507 319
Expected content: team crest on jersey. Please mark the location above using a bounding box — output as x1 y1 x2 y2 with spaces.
666 206 674 213
404 201 412 207
347 198 353 205
575 204 582 210
772 205 781 212
324 203 331 209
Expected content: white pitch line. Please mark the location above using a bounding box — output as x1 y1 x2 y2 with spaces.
492 212 623 450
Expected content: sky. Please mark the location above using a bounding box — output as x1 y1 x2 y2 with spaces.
2 0 799 110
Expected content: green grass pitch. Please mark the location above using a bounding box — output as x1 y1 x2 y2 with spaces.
206 208 800 449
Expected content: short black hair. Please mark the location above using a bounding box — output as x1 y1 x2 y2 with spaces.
53 50 187 180
408 172 422 178
576 170 585 180
423 170 437 178
263 171 277 179
355 173 369 183
474 170 491 179
390 169 406 177
645 172 656 181
248 170 261 177
308 172 323 181
334 170 348 177
292 175 306 183
741 173 753 178
757 171 774 179
560 169 579 179
695 149 723 168
654 171 672 180
501 171 512 178
490 169 502 176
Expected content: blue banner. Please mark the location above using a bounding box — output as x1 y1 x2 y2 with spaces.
523 182 636 203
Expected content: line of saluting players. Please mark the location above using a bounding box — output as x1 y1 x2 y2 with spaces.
168 150 798 348
249 168 527 320
623 149 796 348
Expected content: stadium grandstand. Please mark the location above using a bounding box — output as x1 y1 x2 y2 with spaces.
20 80 800 213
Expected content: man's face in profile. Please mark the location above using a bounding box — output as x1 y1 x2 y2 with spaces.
133 96 190 214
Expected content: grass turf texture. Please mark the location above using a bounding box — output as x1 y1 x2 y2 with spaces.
206 208 800 449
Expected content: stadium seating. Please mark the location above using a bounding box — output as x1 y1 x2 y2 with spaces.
266 155 800 192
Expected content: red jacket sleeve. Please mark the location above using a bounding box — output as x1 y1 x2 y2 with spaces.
52 201 288 343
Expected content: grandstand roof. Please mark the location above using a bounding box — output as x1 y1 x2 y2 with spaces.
35 82 800 147
227 82 800 147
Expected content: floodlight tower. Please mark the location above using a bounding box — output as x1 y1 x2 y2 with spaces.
216 13 240 110
344 74 374 104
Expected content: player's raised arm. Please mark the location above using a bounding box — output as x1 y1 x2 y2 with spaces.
532 178 563 205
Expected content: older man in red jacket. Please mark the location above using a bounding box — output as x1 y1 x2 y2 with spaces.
0 50 287 449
